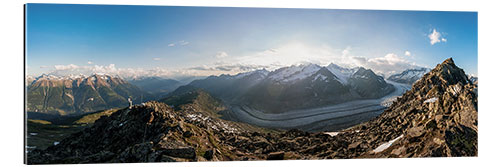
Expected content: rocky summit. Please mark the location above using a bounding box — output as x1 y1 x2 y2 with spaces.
346 58 477 158
27 58 477 164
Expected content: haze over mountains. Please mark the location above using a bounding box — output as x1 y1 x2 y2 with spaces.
128 77 183 99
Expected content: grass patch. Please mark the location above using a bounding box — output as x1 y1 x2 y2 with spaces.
28 119 52 125
74 109 118 124
26 108 120 152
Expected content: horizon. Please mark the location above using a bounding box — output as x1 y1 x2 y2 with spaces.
26 4 478 79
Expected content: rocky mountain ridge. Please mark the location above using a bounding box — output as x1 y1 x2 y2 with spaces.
27 74 149 115
387 68 431 84
349 58 477 157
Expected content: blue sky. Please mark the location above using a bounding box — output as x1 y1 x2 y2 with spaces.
26 4 477 78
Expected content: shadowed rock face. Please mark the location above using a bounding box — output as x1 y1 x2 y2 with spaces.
27 58 477 164
348 67 394 98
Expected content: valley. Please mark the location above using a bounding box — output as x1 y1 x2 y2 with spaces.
26 109 120 153
221 81 411 132
26 119 84 152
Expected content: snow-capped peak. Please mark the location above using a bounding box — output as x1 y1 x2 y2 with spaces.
268 64 321 83
31 73 119 83
403 68 429 79
326 63 356 85
64 74 86 80
35 74 61 81
234 69 270 79
387 68 430 84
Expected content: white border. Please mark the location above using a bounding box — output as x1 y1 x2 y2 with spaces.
1 0 498 167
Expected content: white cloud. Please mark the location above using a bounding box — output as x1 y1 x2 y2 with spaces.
233 41 423 76
236 42 340 68
87 61 93 64
179 40 189 46
342 46 351 56
215 51 228 59
428 29 447 45
54 64 79 71
153 58 161 61
49 64 170 79
39 66 48 68
349 53 421 76
46 61 271 80
168 40 189 47
404 51 411 57
43 41 424 79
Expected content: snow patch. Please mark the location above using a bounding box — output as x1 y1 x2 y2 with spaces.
234 69 269 79
324 132 340 137
451 85 462 95
355 75 369 79
25 145 37 149
424 97 438 103
381 96 399 107
314 74 328 81
372 135 403 153
53 142 60 146
388 68 430 83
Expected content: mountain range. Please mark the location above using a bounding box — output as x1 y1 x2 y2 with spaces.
26 62 476 118
26 63 398 115
26 74 148 115
27 58 477 163
387 68 431 84
187 63 394 113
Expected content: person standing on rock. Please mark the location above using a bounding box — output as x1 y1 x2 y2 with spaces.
128 97 133 109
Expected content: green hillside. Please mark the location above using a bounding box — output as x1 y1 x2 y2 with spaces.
26 108 120 152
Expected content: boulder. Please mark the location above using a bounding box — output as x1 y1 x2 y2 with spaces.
266 151 285 160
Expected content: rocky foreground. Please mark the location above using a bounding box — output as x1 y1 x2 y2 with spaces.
27 58 477 164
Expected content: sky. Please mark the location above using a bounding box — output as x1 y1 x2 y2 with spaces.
25 4 478 79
